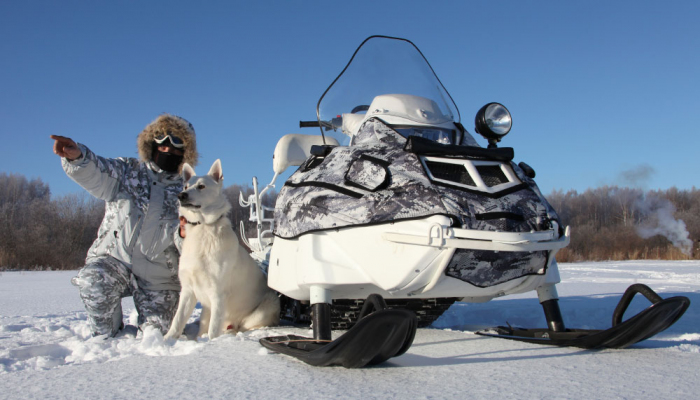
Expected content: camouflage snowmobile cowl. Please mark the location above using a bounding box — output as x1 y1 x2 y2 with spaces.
274 118 562 287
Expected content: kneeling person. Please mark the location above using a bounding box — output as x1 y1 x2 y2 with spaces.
50 114 199 338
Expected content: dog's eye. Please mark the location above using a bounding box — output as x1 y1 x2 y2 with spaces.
197 184 205 190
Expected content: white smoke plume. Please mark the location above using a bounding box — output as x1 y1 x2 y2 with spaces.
616 164 692 256
618 163 655 188
634 194 692 256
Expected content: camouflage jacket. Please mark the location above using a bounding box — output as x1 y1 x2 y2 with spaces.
62 144 183 291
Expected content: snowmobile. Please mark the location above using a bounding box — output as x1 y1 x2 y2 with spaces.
239 36 690 368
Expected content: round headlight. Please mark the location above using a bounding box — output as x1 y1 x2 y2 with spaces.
474 103 512 142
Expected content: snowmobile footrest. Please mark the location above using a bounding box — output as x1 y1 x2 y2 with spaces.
260 308 417 368
477 284 690 349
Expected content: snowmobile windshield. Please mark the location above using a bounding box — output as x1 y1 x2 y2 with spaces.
317 36 461 146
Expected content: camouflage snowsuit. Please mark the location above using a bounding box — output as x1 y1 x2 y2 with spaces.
63 143 184 336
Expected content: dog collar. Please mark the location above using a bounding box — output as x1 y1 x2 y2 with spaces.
185 215 224 226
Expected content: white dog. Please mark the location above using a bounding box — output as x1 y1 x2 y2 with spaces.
165 159 280 340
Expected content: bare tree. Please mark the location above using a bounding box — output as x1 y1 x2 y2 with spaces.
549 186 698 262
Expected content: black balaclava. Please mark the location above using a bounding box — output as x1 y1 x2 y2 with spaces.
152 139 184 173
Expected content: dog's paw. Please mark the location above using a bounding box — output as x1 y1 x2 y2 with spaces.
163 338 175 345
163 332 179 342
196 335 210 343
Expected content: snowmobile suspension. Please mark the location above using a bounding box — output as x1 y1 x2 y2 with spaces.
537 284 565 332
311 293 389 341
311 286 332 341
541 299 566 332
312 303 332 341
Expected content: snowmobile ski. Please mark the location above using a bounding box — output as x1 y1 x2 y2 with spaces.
476 284 690 349
260 307 417 368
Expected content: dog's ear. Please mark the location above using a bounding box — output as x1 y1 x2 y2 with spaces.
182 163 196 182
208 159 223 183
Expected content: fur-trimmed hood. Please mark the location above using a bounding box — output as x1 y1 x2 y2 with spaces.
137 114 199 171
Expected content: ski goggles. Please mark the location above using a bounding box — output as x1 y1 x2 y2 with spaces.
154 132 185 148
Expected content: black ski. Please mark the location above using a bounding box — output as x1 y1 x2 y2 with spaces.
260 308 417 368
477 285 690 349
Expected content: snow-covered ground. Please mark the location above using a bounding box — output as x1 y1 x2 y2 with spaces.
1 261 699 399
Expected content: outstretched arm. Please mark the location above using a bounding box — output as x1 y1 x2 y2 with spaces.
50 135 82 161
51 135 124 201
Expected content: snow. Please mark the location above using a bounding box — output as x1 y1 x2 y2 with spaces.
1 261 699 399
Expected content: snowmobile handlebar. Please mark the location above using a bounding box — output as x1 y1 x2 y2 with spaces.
301 117 342 132
299 120 321 128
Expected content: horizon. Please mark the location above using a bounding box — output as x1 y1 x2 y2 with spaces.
2 169 699 201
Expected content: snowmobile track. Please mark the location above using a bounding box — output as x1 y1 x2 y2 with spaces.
280 297 460 329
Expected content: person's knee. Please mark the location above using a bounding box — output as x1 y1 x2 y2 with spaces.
75 258 129 291
75 264 108 288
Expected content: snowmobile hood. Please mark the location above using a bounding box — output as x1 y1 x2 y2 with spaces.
275 118 560 239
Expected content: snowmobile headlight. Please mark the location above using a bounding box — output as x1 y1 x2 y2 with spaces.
475 103 512 142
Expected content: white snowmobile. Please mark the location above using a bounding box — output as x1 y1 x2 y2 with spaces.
240 36 690 368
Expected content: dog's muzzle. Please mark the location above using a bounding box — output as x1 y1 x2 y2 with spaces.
178 192 200 208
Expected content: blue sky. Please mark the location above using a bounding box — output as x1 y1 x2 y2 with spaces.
1 0 698 197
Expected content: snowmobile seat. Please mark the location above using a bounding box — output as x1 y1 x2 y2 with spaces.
273 134 340 174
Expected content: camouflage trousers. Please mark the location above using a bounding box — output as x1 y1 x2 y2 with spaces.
72 257 179 337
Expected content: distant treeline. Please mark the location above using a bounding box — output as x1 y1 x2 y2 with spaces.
549 186 699 262
0 172 697 270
